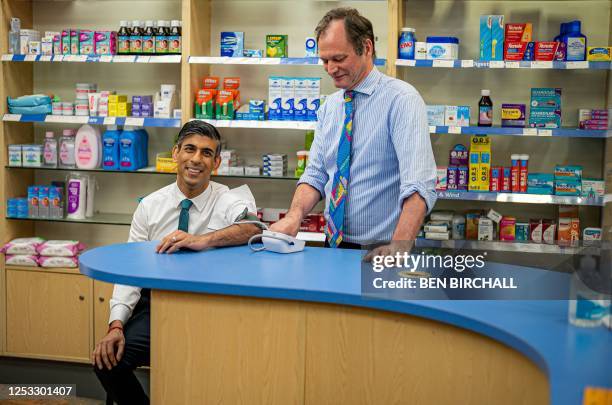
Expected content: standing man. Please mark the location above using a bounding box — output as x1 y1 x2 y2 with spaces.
92 121 260 404
271 8 437 249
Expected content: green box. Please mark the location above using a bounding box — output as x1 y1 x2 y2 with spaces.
266 35 288 58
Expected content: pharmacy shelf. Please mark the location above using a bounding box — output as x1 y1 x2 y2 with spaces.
414 238 594 255
189 56 386 66
396 59 612 70
6 166 300 180
5 265 80 275
429 126 611 138
1 54 181 64
436 190 603 206
2 114 181 128
6 212 132 226
191 118 317 130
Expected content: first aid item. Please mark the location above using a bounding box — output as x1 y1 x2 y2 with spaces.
426 36 459 60
220 31 244 57
478 90 492 127
398 28 416 60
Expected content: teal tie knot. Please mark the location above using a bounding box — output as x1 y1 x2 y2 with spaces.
178 199 193 232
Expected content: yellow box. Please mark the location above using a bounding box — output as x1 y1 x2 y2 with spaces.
156 152 177 173
586 47 611 61
468 135 492 192
108 102 117 117
108 94 128 103
117 102 132 117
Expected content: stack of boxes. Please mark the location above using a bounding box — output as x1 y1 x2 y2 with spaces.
479 15 504 61
262 154 287 177
427 105 471 127
268 77 320 121
108 95 131 117
194 77 239 120
529 88 562 128
468 135 491 192
554 165 582 196
423 211 453 240
215 149 240 175
154 84 178 119
579 109 610 130
503 23 533 61
132 95 153 118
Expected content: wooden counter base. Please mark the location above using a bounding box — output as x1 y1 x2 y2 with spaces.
152 291 549 405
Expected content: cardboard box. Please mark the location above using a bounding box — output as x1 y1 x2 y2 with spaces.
468 135 491 192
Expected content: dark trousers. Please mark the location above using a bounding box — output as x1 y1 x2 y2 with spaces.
324 240 362 249
95 289 151 405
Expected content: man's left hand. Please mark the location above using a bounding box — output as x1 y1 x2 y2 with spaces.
363 240 414 263
156 230 208 254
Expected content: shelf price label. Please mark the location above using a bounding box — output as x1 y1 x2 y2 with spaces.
489 61 504 68
45 115 67 123
505 61 520 69
432 60 454 68
24 55 37 62
40 55 52 62
538 129 552 137
136 56 151 63
113 55 136 63
448 126 462 134
566 61 588 69
1 54 13 61
460 60 474 68
531 61 553 69
103 117 116 125
3 114 22 121
99 55 113 63
125 117 145 126
522 128 538 136
52 55 64 62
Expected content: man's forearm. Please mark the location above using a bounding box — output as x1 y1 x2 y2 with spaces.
201 223 261 249
286 183 322 221
392 193 427 241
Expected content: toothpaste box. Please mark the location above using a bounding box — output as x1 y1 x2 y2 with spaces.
456 106 470 126
268 77 283 120
479 16 492 61
530 88 562 109
491 15 504 61
555 179 581 196
280 78 295 120
220 32 244 57
294 78 308 121
504 23 532 42
427 105 445 126
305 78 321 121
554 165 582 180
581 179 605 198
529 108 561 128
501 104 526 127
527 173 554 194
444 106 458 126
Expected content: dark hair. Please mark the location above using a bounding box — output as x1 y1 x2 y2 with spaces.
175 120 222 157
315 7 376 59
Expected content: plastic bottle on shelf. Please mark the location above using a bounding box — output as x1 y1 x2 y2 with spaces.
117 20 131 55
102 125 121 171
119 126 141 171
168 20 182 55
130 20 143 55
564 20 587 61
519 154 529 193
398 27 416 60
136 127 149 168
142 20 156 55
478 89 493 127
155 20 169 55
43 131 58 168
58 129 76 169
75 124 102 169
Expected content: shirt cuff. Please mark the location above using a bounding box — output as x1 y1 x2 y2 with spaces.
109 304 132 326
399 182 437 214
297 173 326 199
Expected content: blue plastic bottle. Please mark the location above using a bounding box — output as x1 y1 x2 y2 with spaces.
136 127 149 168
564 20 587 61
102 125 121 171
119 126 140 171
398 28 416 60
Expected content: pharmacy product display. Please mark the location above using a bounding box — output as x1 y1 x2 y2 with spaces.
8 17 181 56
398 27 459 60
258 208 326 233
420 206 600 246
194 76 321 121
435 137 605 197
219 31 316 58
1 237 84 268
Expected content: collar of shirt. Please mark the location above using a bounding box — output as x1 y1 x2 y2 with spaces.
351 67 382 96
171 182 212 213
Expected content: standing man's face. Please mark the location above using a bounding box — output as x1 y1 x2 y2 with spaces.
318 19 374 90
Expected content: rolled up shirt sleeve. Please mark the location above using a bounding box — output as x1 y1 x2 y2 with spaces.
389 91 437 213
208 185 258 230
297 102 329 198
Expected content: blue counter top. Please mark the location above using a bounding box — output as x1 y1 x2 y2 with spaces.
79 242 612 404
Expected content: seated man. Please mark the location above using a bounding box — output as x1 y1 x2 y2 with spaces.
92 121 260 405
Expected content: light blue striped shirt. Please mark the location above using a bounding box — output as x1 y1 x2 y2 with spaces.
298 68 437 244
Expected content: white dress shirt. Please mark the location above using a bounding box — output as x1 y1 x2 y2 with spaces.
109 181 257 325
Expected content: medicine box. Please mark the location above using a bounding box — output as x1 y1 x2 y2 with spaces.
530 88 562 109
468 135 491 192
529 108 561 128
555 179 581 196
280 78 295 120
444 106 458 126
305 78 320 121
268 77 283 120
501 104 526 127
294 78 308 121
581 179 605 197
586 47 611 61
527 173 554 195
266 35 288 58
436 166 447 190
554 165 582 180
478 218 494 241
220 32 244 57
427 105 445 126
456 106 470 126
491 15 504 61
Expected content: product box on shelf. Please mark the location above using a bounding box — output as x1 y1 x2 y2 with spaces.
468 135 491 192
586 46 611 61
268 76 283 120
501 104 526 127
266 34 288 58
581 179 605 198
426 105 445 126
479 15 504 61
221 31 244 57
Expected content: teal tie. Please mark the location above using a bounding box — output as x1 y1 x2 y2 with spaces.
178 199 193 232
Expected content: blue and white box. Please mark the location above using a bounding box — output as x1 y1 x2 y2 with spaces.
294 78 309 121
305 37 317 57
427 105 446 126
306 78 321 121
281 77 295 120
268 77 283 120
457 106 471 126
220 31 244 57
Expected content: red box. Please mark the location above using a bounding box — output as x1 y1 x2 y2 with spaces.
504 41 529 61
535 42 559 61
505 23 533 42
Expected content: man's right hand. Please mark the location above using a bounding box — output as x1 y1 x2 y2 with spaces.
92 322 125 370
269 213 301 237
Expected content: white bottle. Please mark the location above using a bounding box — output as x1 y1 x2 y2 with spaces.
75 124 102 169
43 131 58 168
59 129 76 169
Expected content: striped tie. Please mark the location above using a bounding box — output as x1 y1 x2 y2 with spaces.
325 90 355 248
178 199 193 232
